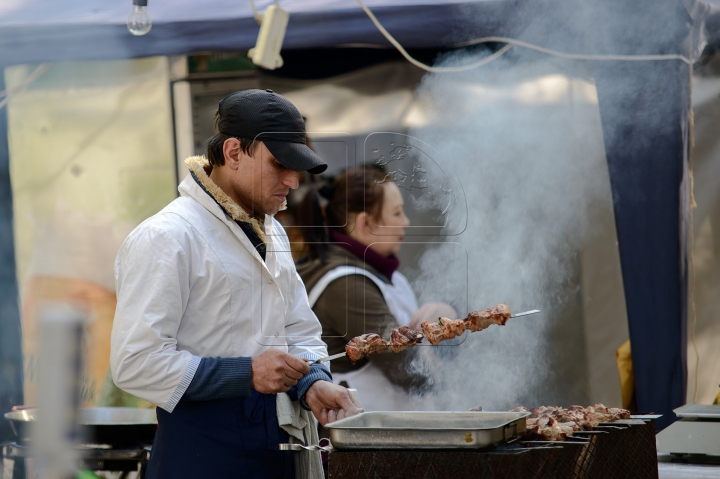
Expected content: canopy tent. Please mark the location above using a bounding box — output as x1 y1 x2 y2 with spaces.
1 0 720 439
0 0 520 66
2 0 716 67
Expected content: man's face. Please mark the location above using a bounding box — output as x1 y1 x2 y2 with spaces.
232 142 301 217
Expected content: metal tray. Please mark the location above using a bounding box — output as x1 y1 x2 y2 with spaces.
326 411 529 450
673 403 720 419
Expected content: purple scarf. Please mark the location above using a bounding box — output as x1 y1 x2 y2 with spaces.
331 230 400 280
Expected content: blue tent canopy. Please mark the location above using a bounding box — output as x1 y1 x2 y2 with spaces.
0 0 521 66
1 0 720 437
2 0 716 66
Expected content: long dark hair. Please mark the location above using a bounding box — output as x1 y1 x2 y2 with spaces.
298 168 388 261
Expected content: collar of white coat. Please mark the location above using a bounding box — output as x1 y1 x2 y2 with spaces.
181 156 288 244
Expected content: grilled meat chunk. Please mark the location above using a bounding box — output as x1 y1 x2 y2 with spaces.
583 403 631 424
389 326 424 353
608 407 631 420
345 333 389 362
464 303 512 332
534 416 568 441
420 320 444 346
420 303 510 344
421 317 466 345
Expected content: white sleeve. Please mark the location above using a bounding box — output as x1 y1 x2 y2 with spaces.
110 225 200 412
284 272 329 364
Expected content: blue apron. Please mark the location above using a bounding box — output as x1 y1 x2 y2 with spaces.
147 391 295 479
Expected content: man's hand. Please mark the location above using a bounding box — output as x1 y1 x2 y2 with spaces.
251 349 311 394
305 380 364 426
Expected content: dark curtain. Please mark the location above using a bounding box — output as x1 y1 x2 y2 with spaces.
515 0 696 430
593 59 691 431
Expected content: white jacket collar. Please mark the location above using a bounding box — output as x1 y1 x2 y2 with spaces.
180 156 287 244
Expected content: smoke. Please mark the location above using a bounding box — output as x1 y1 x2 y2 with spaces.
399 47 612 410
378 0 697 411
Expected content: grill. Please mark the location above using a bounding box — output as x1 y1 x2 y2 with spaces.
329 417 658 479
2 408 155 478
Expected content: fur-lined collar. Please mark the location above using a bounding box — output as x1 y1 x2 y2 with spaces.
184 156 269 243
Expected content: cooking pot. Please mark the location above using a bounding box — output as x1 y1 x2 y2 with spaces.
4 407 157 446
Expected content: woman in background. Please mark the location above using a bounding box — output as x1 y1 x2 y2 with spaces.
297 168 452 411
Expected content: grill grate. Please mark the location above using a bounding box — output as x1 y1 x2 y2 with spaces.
329 419 658 479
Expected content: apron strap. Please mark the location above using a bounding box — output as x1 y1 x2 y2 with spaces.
307 266 388 307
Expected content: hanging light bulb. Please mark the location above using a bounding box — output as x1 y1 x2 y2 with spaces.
127 0 152 36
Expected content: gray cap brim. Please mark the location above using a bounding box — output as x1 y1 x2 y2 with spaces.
264 140 327 175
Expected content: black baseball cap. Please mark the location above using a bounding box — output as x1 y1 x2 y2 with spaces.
216 89 327 174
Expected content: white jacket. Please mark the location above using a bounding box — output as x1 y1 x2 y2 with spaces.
111 157 328 412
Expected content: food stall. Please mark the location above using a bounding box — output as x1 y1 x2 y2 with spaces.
1 0 720 477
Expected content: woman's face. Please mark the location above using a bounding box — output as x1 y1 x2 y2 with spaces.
368 182 410 257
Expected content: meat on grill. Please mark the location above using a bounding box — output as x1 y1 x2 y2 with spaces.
421 317 466 346
389 326 424 353
421 303 511 345
345 333 389 362
508 404 631 441
528 416 570 441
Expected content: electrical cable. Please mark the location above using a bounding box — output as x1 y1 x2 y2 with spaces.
249 0 262 24
0 63 50 111
355 0 513 72
249 0 281 24
454 36 696 65
355 0 698 72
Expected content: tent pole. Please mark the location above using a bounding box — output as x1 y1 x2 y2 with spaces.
0 69 25 444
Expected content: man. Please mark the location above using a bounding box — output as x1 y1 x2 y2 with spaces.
110 89 362 478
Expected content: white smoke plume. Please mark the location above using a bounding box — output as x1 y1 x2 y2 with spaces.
400 48 611 410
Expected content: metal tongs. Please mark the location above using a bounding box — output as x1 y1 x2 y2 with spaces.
309 310 541 364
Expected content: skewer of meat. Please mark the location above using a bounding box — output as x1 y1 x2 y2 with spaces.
344 303 513 361
421 303 512 345
508 404 631 441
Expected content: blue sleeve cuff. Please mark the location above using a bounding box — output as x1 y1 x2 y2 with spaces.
296 363 332 411
181 356 252 402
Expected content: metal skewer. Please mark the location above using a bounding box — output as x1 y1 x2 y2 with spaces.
510 309 541 318
308 351 347 364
